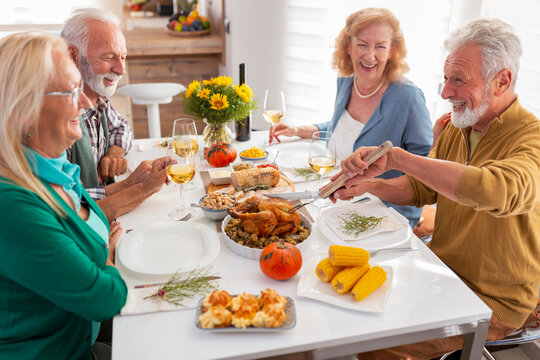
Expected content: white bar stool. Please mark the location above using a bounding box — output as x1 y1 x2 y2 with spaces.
117 83 186 138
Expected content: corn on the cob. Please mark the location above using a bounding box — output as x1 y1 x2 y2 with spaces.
328 245 369 266
351 266 387 301
331 263 370 294
315 257 344 282
231 168 280 188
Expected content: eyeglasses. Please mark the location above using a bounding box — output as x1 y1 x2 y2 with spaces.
44 81 84 106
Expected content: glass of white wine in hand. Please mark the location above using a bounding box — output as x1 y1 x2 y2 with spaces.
309 131 336 207
263 89 285 145
166 136 196 220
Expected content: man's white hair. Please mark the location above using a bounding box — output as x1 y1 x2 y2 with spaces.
445 18 522 89
60 8 120 56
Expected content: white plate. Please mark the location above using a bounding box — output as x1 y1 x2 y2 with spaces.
117 222 220 275
221 213 312 260
195 296 297 332
297 254 393 313
319 202 412 251
272 141 339 183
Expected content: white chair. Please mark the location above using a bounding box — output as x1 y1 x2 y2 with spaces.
116 82 186 138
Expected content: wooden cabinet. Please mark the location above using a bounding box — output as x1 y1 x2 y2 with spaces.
123 0 224 138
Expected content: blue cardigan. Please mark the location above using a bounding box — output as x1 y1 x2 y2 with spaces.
316 77 433 227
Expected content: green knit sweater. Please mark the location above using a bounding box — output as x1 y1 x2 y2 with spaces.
408 98 540 328
0 178 127 359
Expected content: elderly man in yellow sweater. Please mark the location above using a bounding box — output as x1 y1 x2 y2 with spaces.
330 18 540 359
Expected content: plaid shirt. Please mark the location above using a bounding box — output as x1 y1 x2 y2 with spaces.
68 97 133 200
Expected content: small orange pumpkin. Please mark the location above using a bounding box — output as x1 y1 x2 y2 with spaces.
259 240 302 280
206 142 237 167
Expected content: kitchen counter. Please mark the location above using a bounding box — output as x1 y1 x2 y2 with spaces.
125 27 223 57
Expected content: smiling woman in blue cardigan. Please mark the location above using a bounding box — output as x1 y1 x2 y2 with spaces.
270 8 432 227
0 32 127 359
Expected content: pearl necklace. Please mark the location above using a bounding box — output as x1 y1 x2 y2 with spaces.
353 75 385 99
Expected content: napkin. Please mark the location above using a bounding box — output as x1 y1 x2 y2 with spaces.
320 199 407 241
120 286 201 316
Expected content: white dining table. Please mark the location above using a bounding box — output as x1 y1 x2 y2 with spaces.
112 130 492 360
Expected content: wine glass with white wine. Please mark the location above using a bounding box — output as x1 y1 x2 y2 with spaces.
263 89 285 149
166 119 197 220
170 118 199 190
308 131 336 207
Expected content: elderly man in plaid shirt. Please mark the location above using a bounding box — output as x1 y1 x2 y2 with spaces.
62 8 171 221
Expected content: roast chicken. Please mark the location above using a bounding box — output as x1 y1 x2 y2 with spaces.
228 196 300 237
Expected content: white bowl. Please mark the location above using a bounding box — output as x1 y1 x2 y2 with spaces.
198 194 237 221
209 167 232 185
221 213 312 260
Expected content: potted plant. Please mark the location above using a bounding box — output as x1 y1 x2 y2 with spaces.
181 76 257 160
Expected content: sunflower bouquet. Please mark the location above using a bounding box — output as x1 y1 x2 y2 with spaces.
181 76 257 125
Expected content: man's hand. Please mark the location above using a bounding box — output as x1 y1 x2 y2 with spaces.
124 160 153 187
142 156 176 193
98 145 128 182
337 146 389 180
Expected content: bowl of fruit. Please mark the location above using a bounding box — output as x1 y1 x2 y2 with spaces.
166 9 211 36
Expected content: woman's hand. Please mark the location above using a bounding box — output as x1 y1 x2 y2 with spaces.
269 123 318 143
106 220 123 266
269 123 294 143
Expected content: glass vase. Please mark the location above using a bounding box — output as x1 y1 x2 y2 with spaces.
202 119 232 158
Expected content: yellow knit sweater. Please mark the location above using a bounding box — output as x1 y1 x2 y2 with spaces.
408 98 540 328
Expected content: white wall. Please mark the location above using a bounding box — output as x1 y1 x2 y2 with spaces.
219 0 288 130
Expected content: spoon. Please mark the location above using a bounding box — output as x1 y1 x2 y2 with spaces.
190 203 206 209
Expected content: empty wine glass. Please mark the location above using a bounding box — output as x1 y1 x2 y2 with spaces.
308 131 336 207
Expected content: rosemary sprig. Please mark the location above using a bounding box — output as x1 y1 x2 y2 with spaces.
236 184 271 192
144 268 220 306
294 167 318 181
338 211 385 237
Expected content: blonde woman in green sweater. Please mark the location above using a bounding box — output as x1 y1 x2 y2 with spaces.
0 32 163 359
330 18 540 359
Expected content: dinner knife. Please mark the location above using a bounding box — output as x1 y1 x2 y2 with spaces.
264 190 320 200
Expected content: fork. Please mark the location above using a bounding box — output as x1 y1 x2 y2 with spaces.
369 247 417 257
178 213 192 221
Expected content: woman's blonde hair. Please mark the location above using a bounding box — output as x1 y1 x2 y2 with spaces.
0 32 68 215
332 8 409 81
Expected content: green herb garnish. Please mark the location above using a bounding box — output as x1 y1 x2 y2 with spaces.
144 268 220 306
338 212 385 237
294 167 318 181
236 184 271 192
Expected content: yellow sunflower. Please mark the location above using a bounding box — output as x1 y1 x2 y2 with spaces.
211 76 233 87
198 88 211 99
209 93 229 110
202 79 213 86
185 80 201 98
234 84 253 103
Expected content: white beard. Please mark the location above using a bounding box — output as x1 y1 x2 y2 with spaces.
450 88 489 128
79 55 122 98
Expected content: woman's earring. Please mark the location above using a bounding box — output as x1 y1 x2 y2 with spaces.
26 133 31 138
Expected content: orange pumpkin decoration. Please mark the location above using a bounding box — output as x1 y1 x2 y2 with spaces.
259 240 302 280
206 143 237 167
